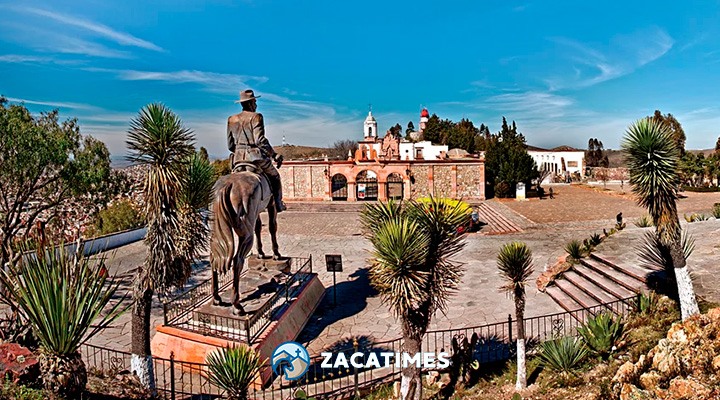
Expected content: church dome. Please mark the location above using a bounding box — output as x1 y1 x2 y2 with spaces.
420 109 430 118
365 111 376 122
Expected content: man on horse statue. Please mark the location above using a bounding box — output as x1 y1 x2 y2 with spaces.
227 89 286 212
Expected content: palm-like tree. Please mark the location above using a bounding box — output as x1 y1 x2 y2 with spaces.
497 241 534 391
622 118 699 320
126 103 211 387
0 242 125 396
361 198 470 400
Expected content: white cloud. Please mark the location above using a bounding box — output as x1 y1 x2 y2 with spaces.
87 68 269 93
18 7 164 52
0 54 82 65
5 97 97 110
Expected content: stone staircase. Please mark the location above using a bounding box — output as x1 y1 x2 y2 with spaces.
545 253 664 320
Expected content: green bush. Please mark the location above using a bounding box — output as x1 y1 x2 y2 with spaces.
494 182 511 198
681 185 720 192
684 213 710 222
537 337 587 374
588 233 603 247
712 204 720 219
206 345 263 400
632 292 660 316
577 313 626 359
87 201 143 237
564 240 585 260
634 215 653 228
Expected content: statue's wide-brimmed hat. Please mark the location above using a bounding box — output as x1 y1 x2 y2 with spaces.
235 89 261 103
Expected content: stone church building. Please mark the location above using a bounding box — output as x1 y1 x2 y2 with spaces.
279 109 486 202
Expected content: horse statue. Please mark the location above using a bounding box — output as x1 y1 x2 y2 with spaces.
210 163 281 315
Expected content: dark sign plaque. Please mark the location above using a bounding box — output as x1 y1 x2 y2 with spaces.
325 254 343 272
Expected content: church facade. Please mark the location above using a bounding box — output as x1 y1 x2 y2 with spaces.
279 109 486 202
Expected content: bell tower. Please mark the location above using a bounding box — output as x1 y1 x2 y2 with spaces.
364 104 378 139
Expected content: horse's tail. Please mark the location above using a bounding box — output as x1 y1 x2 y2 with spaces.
210 178 244 275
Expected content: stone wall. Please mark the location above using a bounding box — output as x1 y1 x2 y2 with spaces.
311 166 326 198
433 166 452 198
279 167 293 198
410 165 430 199
293 166 310 199
457 165 484 198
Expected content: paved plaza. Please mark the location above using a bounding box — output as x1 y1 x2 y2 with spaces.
90 189 720 357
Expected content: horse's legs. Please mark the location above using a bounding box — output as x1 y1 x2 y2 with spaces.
254 218 265 259
232 235 254 316
212 269 222 305
268 203 281 260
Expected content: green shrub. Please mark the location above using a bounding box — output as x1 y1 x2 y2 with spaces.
681 185 720 192
537 337 587 374
494 182 511 198
577 313 626 359
632 292 660 316
564 240 585 260
712 204 720 219
634 215 653 228
684 213 710 222
206 345 263 400
588 233 603 247
87 201 143 237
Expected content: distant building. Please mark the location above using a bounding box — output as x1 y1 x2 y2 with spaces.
279 108 485 201
527 145 585 182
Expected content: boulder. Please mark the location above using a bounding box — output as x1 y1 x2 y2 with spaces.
667 377 710 400
0 343 39 384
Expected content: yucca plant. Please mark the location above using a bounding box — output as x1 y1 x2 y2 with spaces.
497 242 534 391
684 213 710 222
126 103 196 387
638 230 694 300
634 215 654 228
588 233 603 247
576 313 626 359
362 197 470 400
0 242 126 395
537 337 587 374
564 240 585 261
206 345 263 400
623 118 699 320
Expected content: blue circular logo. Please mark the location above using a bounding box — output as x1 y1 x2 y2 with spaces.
271 341 310 380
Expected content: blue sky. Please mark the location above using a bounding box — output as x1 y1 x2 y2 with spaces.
2 1 720 158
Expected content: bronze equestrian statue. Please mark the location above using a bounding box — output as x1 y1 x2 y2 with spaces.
210 89 285 315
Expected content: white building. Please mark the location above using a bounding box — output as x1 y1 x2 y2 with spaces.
358 109 448 161
527 145 585 181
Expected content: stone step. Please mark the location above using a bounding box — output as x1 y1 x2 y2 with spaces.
572 264 636 300
563 270 619 305
554 279 601 311
590 253 657 283
545 286 586 323
579 257 645 294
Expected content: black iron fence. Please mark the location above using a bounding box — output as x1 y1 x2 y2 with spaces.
84 295 638 399
162 256 313 344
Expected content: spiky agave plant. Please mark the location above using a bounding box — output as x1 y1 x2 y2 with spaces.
577 312 626 359
537 337 587 374
622 118 699 320
206 345 263 400
497 242 534 391
0 242 126 395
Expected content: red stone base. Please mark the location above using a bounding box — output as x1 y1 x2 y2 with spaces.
150 274 325 386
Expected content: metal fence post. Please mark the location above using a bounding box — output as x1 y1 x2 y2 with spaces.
163 302 169 325
508 314 513 343
245 319 251 343
353 338 359 399
170 351 176 400
309 254 313 274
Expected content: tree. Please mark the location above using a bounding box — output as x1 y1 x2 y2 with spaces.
0 98 112 276
330 139 357 159
198 146 210 162
126 103 204 388
484 118 539 198
421 114 442 144
361 198 470 400
622 118 699 320
474 124 491 152
388 123 403 137
650 110 686 155
586 138 609 168
446 118 479 154
405 121 415 137
497 242 534 391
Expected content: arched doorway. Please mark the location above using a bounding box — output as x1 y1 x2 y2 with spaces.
386 173 404 200
331 174 347 201
356 170 378 200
